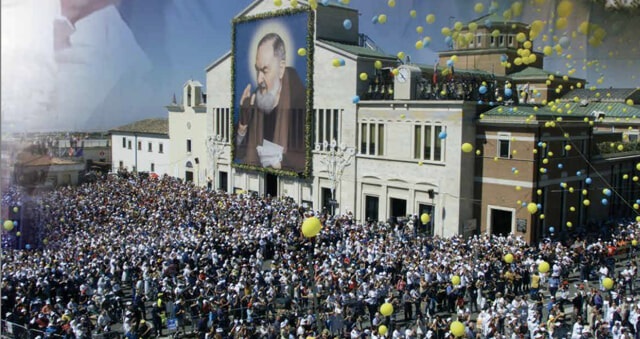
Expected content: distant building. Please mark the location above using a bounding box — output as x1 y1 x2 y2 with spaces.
109 118 170 176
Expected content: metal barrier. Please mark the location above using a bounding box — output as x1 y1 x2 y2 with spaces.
1 320 121 339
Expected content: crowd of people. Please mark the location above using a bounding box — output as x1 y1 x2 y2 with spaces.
2 173 640 339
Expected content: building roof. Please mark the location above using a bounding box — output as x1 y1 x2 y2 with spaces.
481 101 640 120
110 118 169 135
318 39 396 60
469 12 528 28
509 67 556 79
559 88 639 102
15 154 80 167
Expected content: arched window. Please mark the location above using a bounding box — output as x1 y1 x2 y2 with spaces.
185 161 193 168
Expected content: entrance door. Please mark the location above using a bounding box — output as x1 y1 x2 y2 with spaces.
219 171 228 192
389 198 407 219
491 208 513 236
321 187 333 214
185 171 193 182
265 173 278 197
365 195 379 222
418 203 434 235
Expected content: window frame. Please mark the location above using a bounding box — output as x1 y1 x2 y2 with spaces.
497 133 511 159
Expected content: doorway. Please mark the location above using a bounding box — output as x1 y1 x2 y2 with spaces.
185 171 193 182
418 203 434 235
389 198 407 219
321 187 333 214
265 173 278 197
365 195 379 222
219 171 228 192
490 208 513 236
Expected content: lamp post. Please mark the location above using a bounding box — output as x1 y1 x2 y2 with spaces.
205 135 224 191
314 139 356 215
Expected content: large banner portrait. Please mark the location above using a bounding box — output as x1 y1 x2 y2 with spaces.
231 9 313 177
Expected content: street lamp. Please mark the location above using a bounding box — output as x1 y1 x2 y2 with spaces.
314 139 356 215
205 135 224 190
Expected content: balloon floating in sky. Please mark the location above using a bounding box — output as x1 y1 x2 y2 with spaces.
585 177 592 184
539 261 550 273
450 321 465 337
274 0 282 6
380 303 394 316
479 85 487 94
438 131 447 139
421 213 431 224
426 14 436 24
461 143 473 153
297 48 307 56
301 217 322 238
378 14 387 24
527 202 538 214
359 72 368 81
505 88 513 97
549 226 555 233
374 60 382 69
352 96 360 104
3 220 14 231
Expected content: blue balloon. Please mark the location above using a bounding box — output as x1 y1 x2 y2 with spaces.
557 163 564 169
438 131 447 139
446 59 454 67
371 15 379 24
537 203 542 210
549 227 555 233
352 95 360 104
522 202 527 207
422 38 430 47
536 92 542 97
477 100 484 104
343 19 352 30
484 19 492 27
25 244 31 250
489 101 495 106
576 171 582 176
505 88 513 97
537 141 543 147
604 189 612 196
339 58 346 66
500 54 508 62
585 177 592 184
511 167 517 172
444 36 453 46
636 199 640 204
13 221 18 227
479 85 487 94
601 198 608 205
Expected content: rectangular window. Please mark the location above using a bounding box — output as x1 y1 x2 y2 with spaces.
150 163 155 172
490 36 496 46
137 141 142 151
186 139 192 153
498 134 510 158
499 35 505 47
159 143 164 154
359 122 384 156
119 161 123 169
424 125 432 160
508 35 514 46
434 125 443 161
414 125 422 159
122 137 126 148
476 34 482 46
315 109 341 150
414 124 445 162
127 140 132 149
214 108 231 142
148 142 152 152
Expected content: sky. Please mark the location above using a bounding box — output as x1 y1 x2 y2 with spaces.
1 0 639 133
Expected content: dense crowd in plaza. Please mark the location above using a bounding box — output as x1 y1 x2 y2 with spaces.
2 173 640 339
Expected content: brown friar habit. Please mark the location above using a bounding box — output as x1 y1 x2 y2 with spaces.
237 67 307 170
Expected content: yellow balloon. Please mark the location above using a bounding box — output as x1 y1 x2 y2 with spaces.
566 221 572 227
3 220 14 231
450 321 466 337
12 206 18 213
527 202 538 214
426 14 436 24
461 143 473 153
301 217 322 238
379 325 388 335
451 275 461 285
504 253 514 263
633 240 638 246
409 10 417 18
557 0 574 18
420 213 431 224
380 302 394 316
387 0 396 7
359 73 368 81
297 48 307 56
474 2 484 13
583 199 590 206
374 60 382 69
603 277 614 290
274 0 282 6
15 231 21 237
378 14 387 24
538 261 550 273
332 59 341 67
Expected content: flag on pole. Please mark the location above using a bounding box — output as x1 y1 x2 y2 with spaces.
432 61 438 84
